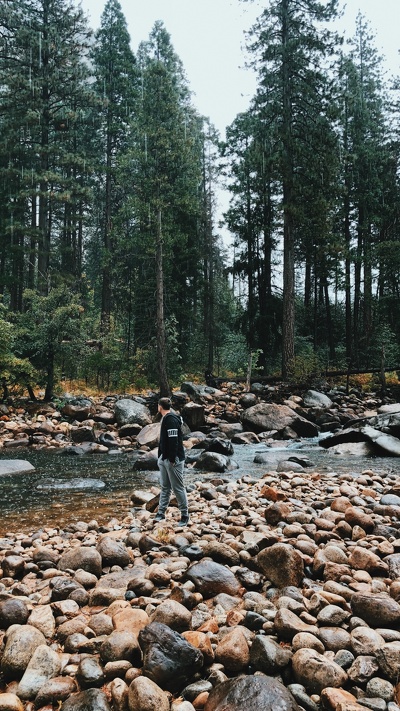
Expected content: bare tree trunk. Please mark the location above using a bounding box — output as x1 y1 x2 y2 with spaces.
155 207 170 396
101 109 113 334
281 0 295 379
38 0 51 295
343 90 353 367
246 351 252 392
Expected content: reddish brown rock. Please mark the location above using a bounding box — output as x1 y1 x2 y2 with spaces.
257 543 304 587
214 627 250 672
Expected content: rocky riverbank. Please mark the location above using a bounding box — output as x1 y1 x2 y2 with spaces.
1 461 400 710
1 380 400 464
1 381 400 710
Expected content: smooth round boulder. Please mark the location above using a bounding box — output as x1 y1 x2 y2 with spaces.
1 625 46 679
292 632 325 654
0 599 29 629
136 423 161 449
351 593 400 627
149 600 192 633
204 675 301 711
193 452 230 472
0 693 24 711
112 607 149 636
303 390 333 408
96 537 130 568
60 688 111 711
100 631 141 665
76 656 105 688
292 648 348 694
317 627 351 652
202 541 240 566
186 560 241 598
58 547 102 577
128 676 170 711
35 676 78 708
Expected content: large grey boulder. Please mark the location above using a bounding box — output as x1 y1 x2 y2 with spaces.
0 460 35 476
96 537 130 568
136 423 161 449
241 403 319 438
377 403 400 414
114 399 152 427
303 390 333 408
131 449 159 471
58 547 102 577
292 648 348 694
128 676 170 711
180 382 224 404
61 397 95 422
1 625 46 679
193 452 232 473
17 645 61 700
320 423 400 456
360 425 400 456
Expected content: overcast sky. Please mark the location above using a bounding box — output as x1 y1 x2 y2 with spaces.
79 0 400 137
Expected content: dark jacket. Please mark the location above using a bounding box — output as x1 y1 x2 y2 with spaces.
158 411 185 462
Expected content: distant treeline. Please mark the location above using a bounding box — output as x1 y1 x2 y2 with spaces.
0 0 400 398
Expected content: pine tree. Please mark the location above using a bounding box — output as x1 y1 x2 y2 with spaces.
222 107 280 368
0 0 94 302
90 0 138 334
337 15 391 366
245 0 341 376
123 22 204 393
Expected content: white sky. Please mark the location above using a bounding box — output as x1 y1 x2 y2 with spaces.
79 0 400 137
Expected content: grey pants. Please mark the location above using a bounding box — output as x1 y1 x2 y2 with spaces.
157 456 188 517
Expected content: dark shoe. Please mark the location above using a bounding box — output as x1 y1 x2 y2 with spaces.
177 515 190 526
154 513 165 522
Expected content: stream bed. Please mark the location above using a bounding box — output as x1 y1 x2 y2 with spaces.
0 440 399 534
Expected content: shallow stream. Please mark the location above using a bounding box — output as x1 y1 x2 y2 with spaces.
0 440 399 534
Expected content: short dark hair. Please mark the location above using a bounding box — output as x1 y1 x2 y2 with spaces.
158 397 171 410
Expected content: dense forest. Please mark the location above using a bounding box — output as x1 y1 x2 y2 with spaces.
0 0 399 398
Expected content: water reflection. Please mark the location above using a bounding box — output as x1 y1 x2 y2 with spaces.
0 451 159 533
0 441 399 534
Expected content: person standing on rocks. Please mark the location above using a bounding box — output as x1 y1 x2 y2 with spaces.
155 397 189 526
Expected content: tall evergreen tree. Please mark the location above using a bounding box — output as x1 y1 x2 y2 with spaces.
0 0 94 302
244 0 340 377
337 15 390 366
90 0 138 334
123 22 204 393
222 107 280 368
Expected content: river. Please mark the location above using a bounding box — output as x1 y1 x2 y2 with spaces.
0 440 399 534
